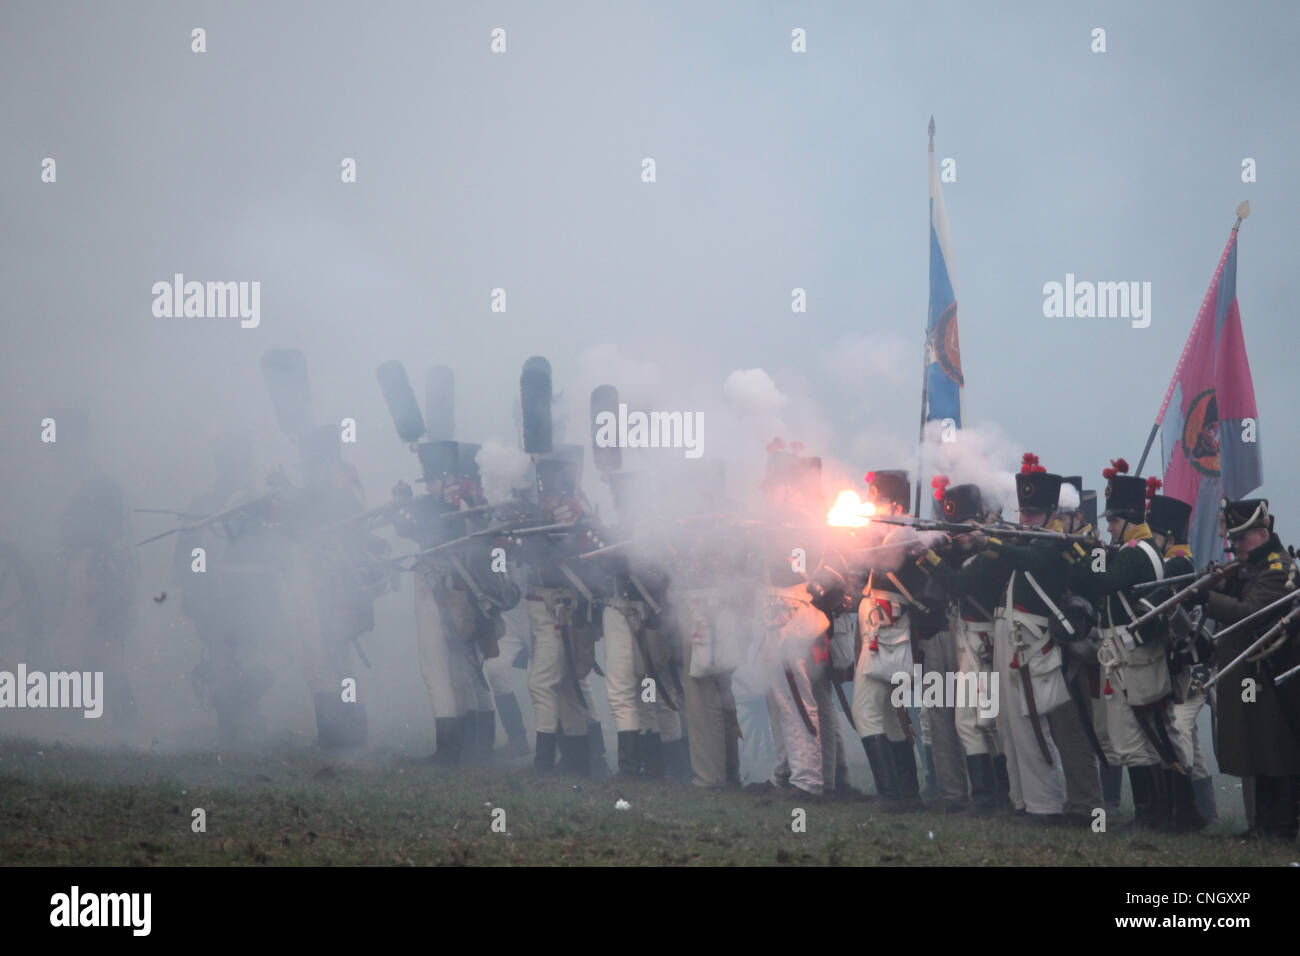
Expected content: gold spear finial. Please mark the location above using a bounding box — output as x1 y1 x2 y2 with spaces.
1233 200 1250 232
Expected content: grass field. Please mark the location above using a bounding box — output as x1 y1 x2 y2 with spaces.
3 737 1297 866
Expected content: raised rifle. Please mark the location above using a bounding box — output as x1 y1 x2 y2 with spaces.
1127 560 1242 631
869 515 1099 546
1205 597 1300 690
1132 572 1200 593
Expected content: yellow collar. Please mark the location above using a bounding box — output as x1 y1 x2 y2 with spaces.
1122 523 1153 545
1165 543 1192 559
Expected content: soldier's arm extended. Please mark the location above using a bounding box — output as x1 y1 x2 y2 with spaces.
1066 543 1153 600
1205 563 1291 624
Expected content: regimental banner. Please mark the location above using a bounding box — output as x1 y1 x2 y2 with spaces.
1157 215 1262 567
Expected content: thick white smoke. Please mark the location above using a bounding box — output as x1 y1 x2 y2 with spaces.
475 439 531 503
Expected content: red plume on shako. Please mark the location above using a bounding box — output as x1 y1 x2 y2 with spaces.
931 474 951 501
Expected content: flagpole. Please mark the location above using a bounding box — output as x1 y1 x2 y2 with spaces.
1134 201 1250 478
914 116 936 517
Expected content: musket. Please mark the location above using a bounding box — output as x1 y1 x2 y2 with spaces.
391 520 580 568
1208 588 1300 646
1204 600 1300 690
1128 561 1242 631
134 508 207 520
870 515 1098 546
317 500 495 536
135 492 280 546
1131 572 1199 593
1274 658 1300 686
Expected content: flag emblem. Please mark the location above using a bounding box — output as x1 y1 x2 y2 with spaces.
934 301 964 386
1180 388 1220 477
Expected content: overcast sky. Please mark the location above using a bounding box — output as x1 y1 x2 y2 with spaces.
3 0 1298 543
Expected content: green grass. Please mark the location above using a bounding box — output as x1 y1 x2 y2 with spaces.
1 737 1294 866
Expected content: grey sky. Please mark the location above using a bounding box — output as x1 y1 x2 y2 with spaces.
3 0 1298 541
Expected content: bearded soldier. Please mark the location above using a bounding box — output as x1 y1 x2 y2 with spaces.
915 481 1011 813
1142 485 1216 825
1190 498 1300 840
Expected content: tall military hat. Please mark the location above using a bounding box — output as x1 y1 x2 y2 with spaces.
376 360 426 445
536 456 579 499
1016 453 1062 513
416 440 460 482
1222 497 1271 536
1080 488 1099 529
866 469 910 511
1146 480 1192 543
456 442 482 483
1101 457 1146 521
519 356 553 455
940 481 983 523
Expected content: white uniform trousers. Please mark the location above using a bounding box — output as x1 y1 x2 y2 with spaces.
994 610 1065 815
526 590 589 736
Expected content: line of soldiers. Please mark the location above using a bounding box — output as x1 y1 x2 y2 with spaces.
156 352 1300 842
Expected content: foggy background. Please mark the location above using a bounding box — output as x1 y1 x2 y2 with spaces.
1 0 1296 767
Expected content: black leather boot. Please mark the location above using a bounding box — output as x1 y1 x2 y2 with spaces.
992 753 1012 808
494 693 530 756
891 739 925 810
1147 764 1172 832
534 731 558 774
966 753 996 814
1169 769 1208 833
861 735 901 808
1192 775 1217 822
617 730 642 775
1100 762 1124 810
1126 765 1165 830
587 721 610 778
558 732 591 776
433 716 463 766
640 732 665 779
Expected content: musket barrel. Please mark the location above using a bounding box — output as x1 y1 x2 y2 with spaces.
1204 605 1300 690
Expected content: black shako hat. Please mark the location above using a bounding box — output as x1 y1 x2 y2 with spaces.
1016 453 1061 513
941 483 983 523
866 470 910 511
1102 457 1146 521
1147 493 1192 543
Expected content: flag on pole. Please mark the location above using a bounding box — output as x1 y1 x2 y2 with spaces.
923 116 965 431
1155 204 1262 567
916 116 965 516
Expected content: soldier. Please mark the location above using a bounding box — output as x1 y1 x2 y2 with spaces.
296 425 388 751
48 410 138 726
851 469 934 811
523 455 603 775
915 481 1010 813
398 439 515 764
757 445 834 800
599 470 683 778
1069 458 1197 830
173 429 277 747
980 454 1074 824
913 476 971 811
1041 477 1106 827
1190 498 1300 840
